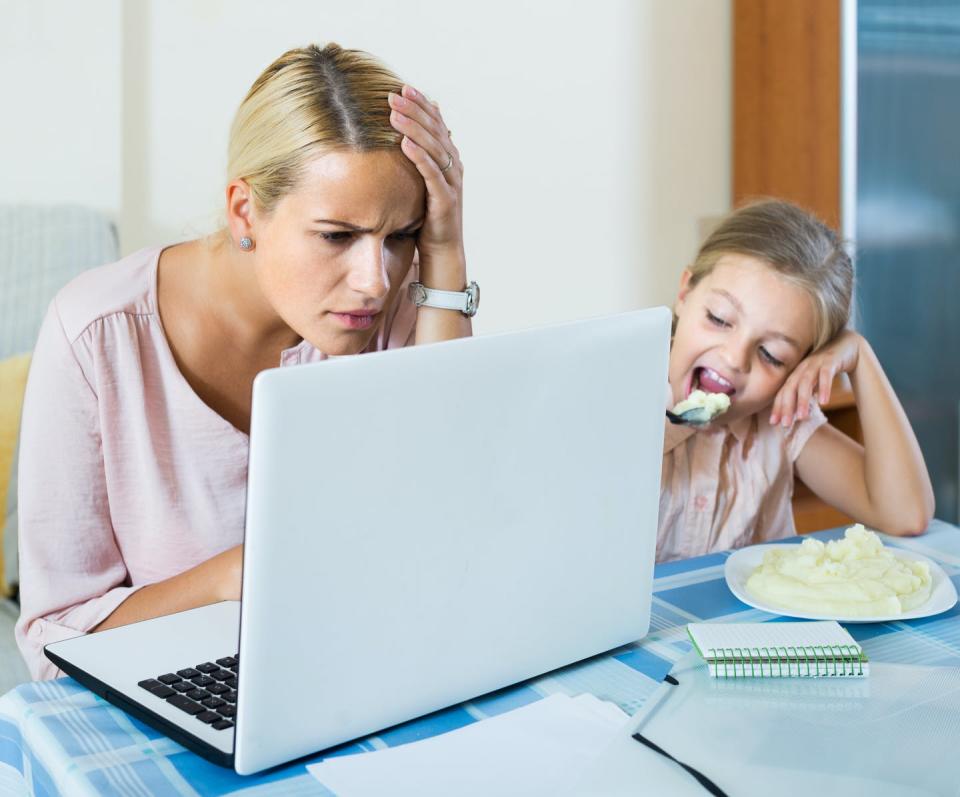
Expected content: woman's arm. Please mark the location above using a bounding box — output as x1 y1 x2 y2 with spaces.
389 85 472 345
93 545 241 632
774 330 934 535
15 298 243 679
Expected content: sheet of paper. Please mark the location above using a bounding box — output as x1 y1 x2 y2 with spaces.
307 694 628 797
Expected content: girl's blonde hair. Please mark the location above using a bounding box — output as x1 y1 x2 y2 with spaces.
227 43 404 215
688 199 854 351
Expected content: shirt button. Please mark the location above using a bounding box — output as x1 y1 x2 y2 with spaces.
694 495 709 511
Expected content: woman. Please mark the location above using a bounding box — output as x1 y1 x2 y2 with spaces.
16 43 475 680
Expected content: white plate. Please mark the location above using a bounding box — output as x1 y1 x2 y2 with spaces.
724 543 958 623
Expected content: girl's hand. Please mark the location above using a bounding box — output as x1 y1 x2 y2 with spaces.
770 330 863 427
388 85 465 288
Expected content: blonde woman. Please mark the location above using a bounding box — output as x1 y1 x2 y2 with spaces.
16 44 473 680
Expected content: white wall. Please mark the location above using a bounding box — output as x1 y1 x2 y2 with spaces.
2 0 730 332
0 0 122 216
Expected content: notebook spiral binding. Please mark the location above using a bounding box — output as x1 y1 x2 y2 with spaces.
705 645 867 678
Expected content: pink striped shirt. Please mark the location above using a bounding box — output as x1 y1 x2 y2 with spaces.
657 404 827 562
16 246 417 680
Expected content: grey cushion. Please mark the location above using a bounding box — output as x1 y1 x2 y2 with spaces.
0 204 118 359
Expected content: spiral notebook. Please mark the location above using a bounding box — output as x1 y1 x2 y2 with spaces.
687 621 868 678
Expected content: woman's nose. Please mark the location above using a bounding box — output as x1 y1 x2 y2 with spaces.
347 243 390 299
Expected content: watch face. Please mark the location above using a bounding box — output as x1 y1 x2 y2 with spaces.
409 282 428 306
466 281 480 316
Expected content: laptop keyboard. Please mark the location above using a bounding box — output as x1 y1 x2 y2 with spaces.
137 655 238 731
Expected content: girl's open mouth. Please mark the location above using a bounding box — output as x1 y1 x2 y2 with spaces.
690 366 736 398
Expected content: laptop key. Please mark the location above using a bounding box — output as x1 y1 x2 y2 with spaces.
138 679 162 692
223 691 237 704
172 681 194 693
190 675 215 687
216 656 236 668
212 720 234 730
212 669 233 681
207 683 229 695
157 673 181 685
196 711 221 724
218 704 236 718
177 668 201 679
224 677 237 690
196 662 219 674
186 688 210 701
166 694 204 715
201 697 226 709
150 685 176 699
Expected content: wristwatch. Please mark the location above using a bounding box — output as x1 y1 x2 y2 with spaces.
408 281 480 317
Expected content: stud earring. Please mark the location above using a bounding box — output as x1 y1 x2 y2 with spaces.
239 236 253 251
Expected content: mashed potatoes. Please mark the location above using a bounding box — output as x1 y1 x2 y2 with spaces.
745 524 931 617
671 390 730 421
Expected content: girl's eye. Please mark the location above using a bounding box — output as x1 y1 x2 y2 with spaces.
759 347 785 368
318 231 352 243
706 310 729 328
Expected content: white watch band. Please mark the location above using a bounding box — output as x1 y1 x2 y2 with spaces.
408 281 479 317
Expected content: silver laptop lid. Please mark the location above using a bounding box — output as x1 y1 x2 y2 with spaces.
235 307 670 774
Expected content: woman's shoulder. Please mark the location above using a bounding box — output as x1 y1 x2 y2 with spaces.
54 246 164 343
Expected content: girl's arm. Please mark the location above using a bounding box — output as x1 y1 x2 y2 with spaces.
774 330 934 535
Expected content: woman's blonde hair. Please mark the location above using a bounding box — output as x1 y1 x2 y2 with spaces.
227 43 404 215
687 199 854 351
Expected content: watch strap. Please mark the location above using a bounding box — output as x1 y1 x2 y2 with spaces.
408 281 479 317
415 285 468 312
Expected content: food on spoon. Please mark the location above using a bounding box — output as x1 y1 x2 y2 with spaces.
671 389 731 423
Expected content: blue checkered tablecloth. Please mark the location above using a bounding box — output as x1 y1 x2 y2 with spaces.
2 520 958 796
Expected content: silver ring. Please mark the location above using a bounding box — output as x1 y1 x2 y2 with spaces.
440 151 453 173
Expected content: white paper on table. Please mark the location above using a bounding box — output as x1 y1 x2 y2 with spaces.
306 693 630 797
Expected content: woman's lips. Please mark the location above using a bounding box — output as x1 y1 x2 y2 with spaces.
331 310 379 330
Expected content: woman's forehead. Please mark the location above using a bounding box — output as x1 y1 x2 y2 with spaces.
282 149 424 224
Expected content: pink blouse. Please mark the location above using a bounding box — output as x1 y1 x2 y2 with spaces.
15 246 417 680
657 404 827 562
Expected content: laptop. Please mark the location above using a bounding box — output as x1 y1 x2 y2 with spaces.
44 307 670 775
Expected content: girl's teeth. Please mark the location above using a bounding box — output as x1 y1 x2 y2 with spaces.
703 368 732 389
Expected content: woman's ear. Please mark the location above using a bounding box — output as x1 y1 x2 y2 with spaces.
226 180 255 244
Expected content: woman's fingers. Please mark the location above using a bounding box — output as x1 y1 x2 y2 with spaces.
389 87 459 180
819 365 835 405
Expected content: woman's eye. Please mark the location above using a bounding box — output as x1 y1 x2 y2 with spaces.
318 231 352 243
706 310 728 328
759 347 785 368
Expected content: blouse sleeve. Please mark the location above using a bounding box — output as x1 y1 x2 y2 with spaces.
14 298 145 680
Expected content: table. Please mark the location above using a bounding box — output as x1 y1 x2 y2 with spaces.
2 520 958 796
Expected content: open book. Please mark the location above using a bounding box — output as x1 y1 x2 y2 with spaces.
687 621 868 678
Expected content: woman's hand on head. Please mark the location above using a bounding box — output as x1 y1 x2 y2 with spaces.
769 330 863 427
388 85 465 284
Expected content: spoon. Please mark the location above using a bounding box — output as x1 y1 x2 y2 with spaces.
665 407 716 427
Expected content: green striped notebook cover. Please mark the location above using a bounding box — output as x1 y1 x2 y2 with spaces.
687 621 869 678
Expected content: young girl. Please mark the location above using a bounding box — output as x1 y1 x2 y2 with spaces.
658 199 934 562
